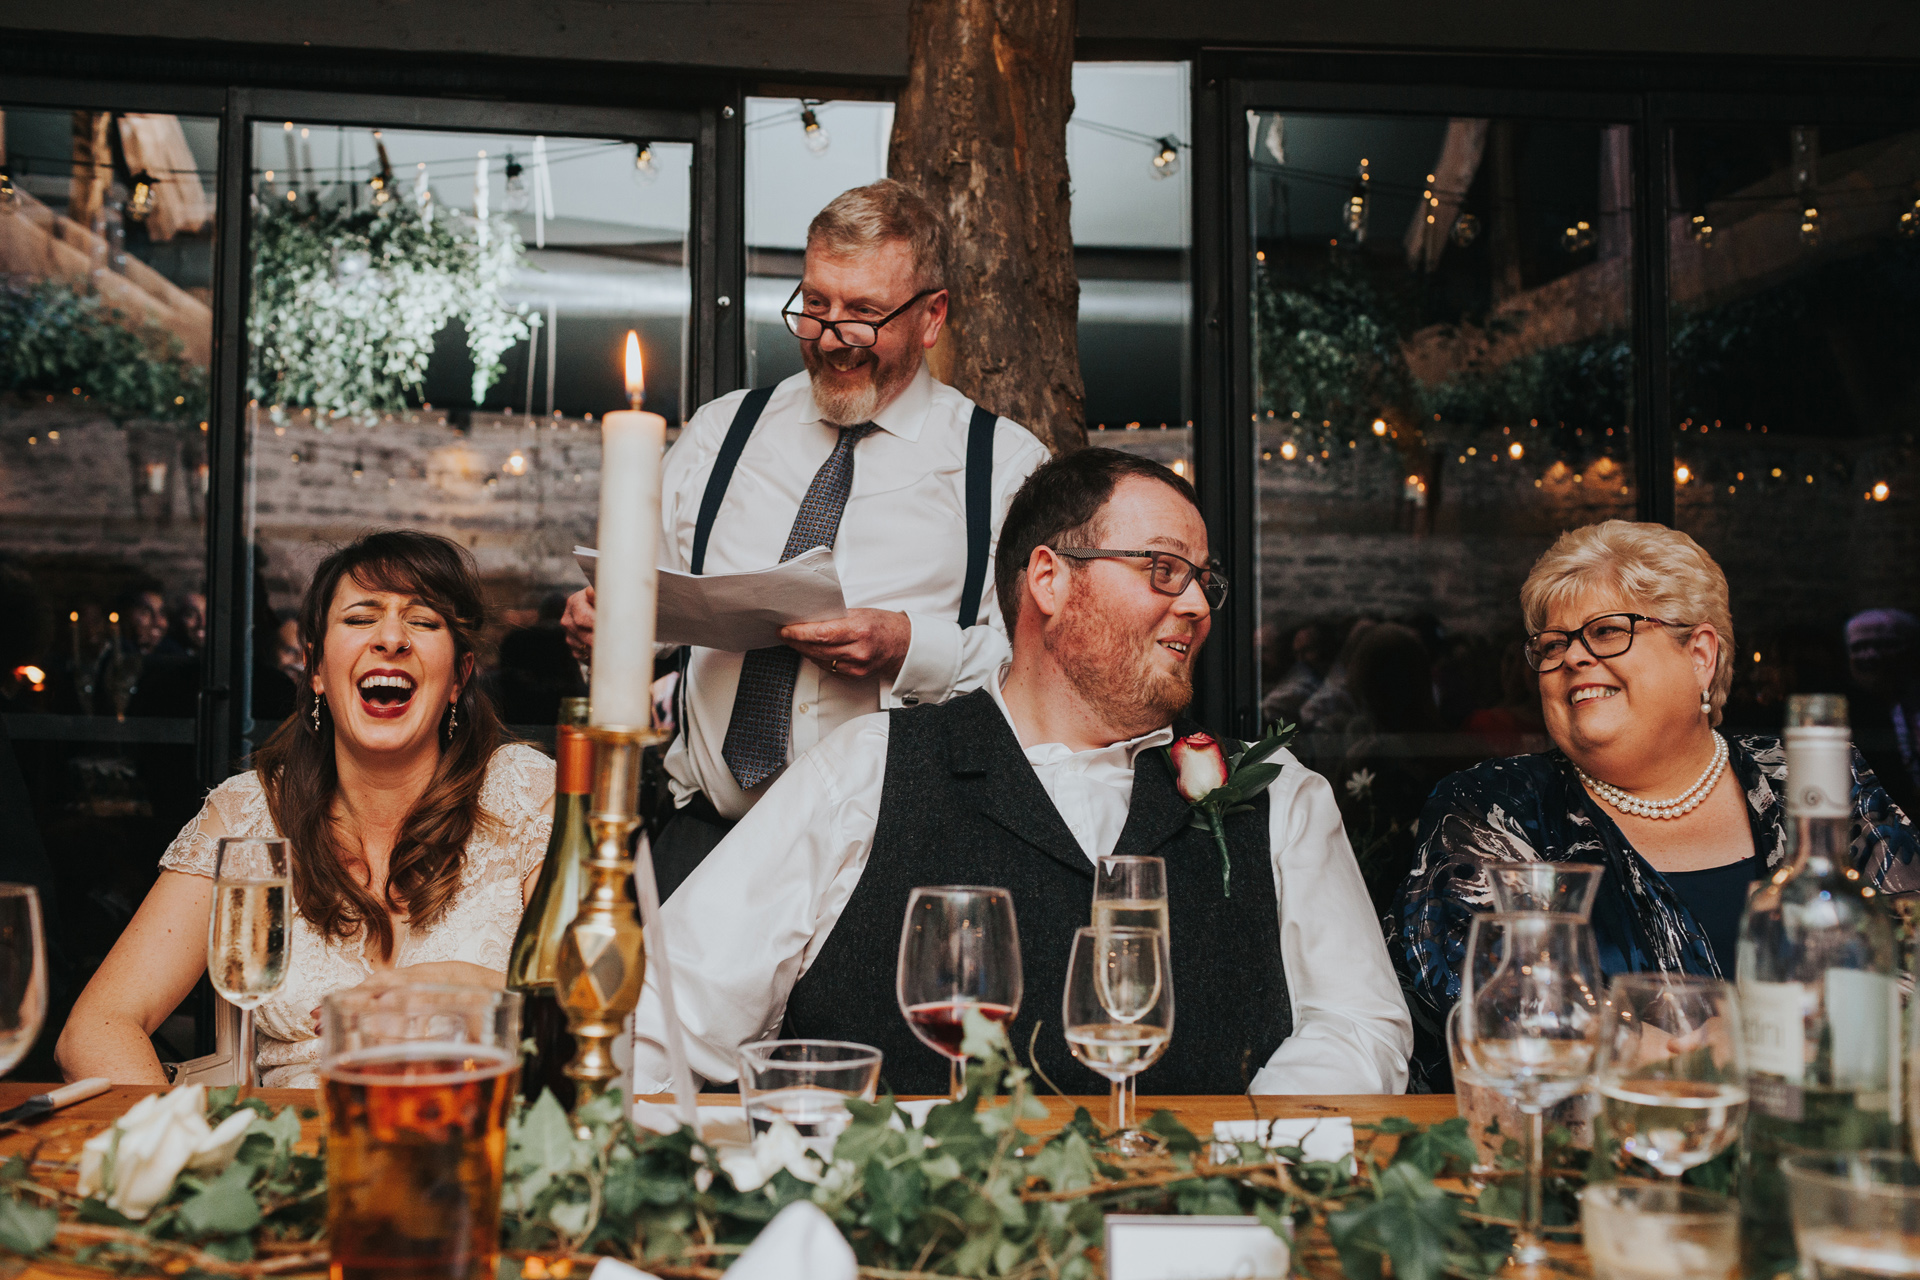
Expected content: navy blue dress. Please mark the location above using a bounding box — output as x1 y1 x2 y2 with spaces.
1387 734 1920 1090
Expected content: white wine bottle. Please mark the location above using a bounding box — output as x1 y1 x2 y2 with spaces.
508 696 594 1108
1737 693 1901 1277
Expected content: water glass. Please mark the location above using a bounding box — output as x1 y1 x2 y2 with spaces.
1064 925 1172 1140
1580 1182 1738 1280
0 886 47 1076
1486 861 1604 916
1448 1001 1594 1185
737 1039 882 1141
322 985 522 1280
1594 974 1747 1177
896 886 1022 1100
1459 911 1604 1265
1783 1152 1920 1280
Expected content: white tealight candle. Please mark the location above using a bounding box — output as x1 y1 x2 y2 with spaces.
589 331 664 728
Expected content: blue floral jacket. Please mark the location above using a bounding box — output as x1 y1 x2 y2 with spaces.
1387 734 1920 1090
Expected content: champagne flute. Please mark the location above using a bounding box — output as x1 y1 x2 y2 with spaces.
896 886 1022 1100
1594 974 1747 1178
1065 926 1172 1141
0 886 48 1076
1093 855 1167 1152
1457 911 1604 1267
208 837 292 1087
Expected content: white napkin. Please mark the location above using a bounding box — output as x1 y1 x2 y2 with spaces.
1210 1116 1355 1167
728 1202 856 1280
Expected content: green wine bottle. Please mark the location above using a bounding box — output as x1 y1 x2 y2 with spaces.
509 696 594 1108
1736 694 1901 1278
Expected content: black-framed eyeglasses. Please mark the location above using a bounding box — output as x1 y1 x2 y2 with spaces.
781 283 941 348
1524 612 1687 673
1049 547 1228 610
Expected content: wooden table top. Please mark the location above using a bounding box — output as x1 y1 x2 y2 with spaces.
0 1082 1463 1279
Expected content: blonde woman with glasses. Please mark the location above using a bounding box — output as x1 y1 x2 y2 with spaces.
1387 519 1918 1091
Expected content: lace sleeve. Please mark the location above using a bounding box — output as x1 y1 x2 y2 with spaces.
157 771 275 878
482 745 556 883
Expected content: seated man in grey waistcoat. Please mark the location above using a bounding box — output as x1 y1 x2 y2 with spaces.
632 448 1412 1096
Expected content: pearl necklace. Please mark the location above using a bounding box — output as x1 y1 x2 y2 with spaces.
1577 732 1729 820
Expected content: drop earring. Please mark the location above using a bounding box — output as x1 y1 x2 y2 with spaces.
1700 689 1712 715
446 702 458 741
311 695 323 733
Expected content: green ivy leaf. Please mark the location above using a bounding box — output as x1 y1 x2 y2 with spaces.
176 1163 263 1239
0 1197 57 1256
1142 1110 1201 1155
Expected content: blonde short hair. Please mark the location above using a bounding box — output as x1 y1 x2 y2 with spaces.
807 180 949 295
1519 520 1735 726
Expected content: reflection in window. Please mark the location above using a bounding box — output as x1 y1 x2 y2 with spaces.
1247 113 1633 908
0 105 219 1067
1668 123 1920 821
243 124 694 739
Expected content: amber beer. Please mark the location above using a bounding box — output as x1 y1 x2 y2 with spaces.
321 987 521 1280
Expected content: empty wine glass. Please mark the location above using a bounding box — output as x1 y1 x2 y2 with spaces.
1486 861 1604 917
1457 911 1604 1266
0 886 47 1076
1094 855 1168 1155
1064 925 1172 1142
209 837 292 1088
896 886 1022 1100
1594 974 1747 1178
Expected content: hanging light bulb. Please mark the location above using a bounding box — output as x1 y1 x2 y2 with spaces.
800 102 831 155
1150 136 1181 180
1343 157 1371 242
1561 220 1594 253
1689 212 1715 248
1901 189 1920 238
0 166 19 213
632 141 659 182
502 153 530 213
125 171 157 222
1508 441 1525 460
1279 440 1298 461
1675 463 1692 485
1371 418 1388 436
369 130 395 207
1450 212 1479 248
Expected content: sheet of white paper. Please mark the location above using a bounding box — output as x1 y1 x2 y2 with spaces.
576 545 847 653
1104 1215 1289 1280
1210 1116 1355 1167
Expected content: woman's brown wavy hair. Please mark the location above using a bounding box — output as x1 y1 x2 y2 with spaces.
252 530 505 961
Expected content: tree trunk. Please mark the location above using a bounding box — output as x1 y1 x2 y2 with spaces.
888 0 1085 454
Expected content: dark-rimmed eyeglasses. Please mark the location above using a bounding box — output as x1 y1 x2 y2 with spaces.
1049 547 1228 610
781 283 941 348
1524 613 1686 673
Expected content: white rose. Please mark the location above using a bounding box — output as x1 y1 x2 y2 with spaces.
74 1086 260 1220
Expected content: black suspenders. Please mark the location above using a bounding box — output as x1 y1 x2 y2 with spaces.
688 388 998 630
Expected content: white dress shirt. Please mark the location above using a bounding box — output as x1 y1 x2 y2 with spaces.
659 365 1050 820
633 676 1414 1095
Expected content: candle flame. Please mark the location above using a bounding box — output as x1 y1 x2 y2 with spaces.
624 331 644 410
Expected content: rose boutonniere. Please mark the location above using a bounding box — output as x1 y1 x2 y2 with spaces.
1166 721 1299 896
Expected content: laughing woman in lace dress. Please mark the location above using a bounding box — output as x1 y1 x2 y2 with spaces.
1388 521 1919 1090
57 531 554 1087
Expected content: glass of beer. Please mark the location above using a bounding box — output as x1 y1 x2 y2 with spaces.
321 984 522 1280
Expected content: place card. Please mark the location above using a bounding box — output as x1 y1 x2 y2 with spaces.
1210 1116 1355 1167
1104 1215 1289 1280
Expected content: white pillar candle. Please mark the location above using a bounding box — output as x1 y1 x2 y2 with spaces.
589 332 664 728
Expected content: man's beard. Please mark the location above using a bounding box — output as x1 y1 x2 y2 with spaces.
1044 578 1196 737
802 338 920 426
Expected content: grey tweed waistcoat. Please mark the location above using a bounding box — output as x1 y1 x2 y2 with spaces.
783 689 1292 1096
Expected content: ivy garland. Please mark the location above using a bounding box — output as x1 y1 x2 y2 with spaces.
0 280 208 423
248 198 531 420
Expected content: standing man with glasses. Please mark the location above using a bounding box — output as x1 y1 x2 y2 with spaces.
563 181 1050 896
631 448 1412 1097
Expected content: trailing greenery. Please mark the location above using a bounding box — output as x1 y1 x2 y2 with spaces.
0 1016 1556 1280
0 280 208 422
249 198 530 419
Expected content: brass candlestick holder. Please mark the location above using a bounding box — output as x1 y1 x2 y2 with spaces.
553 723 668 1101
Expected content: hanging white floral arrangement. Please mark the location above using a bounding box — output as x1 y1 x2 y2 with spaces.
248 196 531 419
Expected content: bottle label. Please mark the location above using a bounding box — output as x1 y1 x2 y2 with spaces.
557 725 593 796
1784 725 1851 818
1750 1076 1804 1121
1742 979 1811 1079
1825 968 1893 1089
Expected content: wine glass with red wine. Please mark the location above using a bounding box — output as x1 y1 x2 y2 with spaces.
896 885 1022 1100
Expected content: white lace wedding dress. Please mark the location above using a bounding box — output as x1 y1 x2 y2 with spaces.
158 743 555 1087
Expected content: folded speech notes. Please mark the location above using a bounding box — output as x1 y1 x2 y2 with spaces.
575 545 849 653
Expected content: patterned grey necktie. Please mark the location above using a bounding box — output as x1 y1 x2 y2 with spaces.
721 423 878 789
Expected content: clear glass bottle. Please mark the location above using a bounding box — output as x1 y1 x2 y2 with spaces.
508 696 593 1107
1737 693 1901 1277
